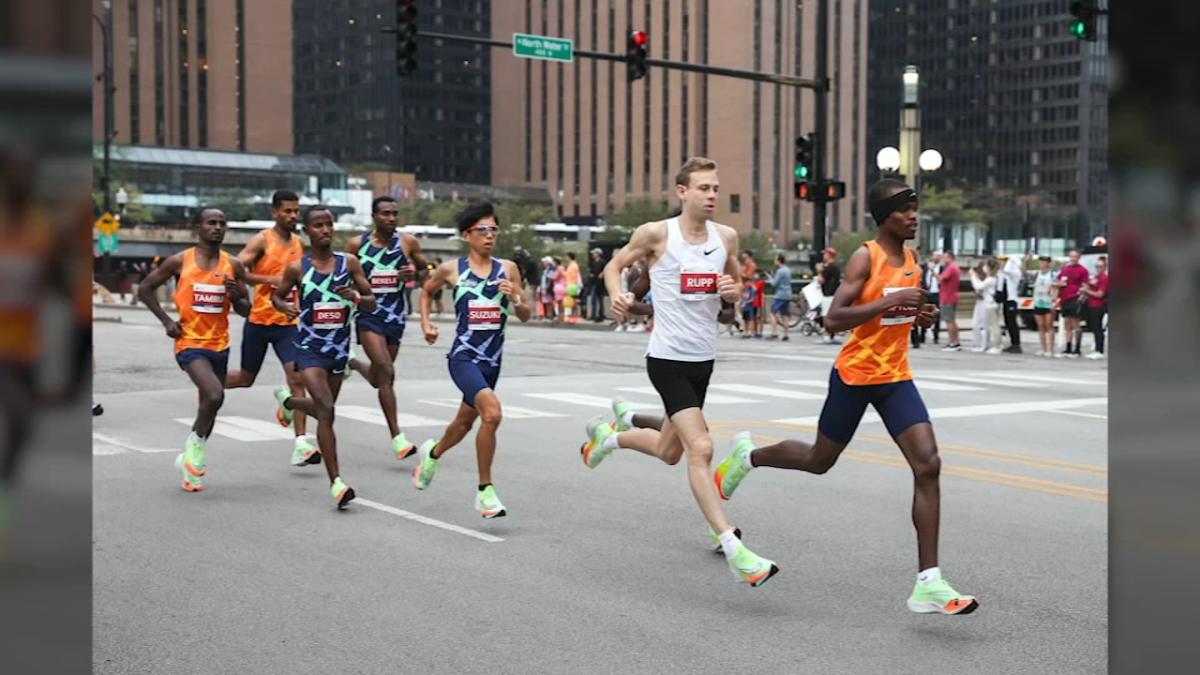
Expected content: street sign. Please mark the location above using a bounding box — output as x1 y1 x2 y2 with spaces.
97 233 120 254
96 212 119 235
512 33 573 62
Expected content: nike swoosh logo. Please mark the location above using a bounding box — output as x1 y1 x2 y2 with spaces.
903 271 916 277
703 247 718 255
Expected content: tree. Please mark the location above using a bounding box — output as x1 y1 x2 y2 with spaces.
738 230 775 270
829 230 875 263
602 197 674 241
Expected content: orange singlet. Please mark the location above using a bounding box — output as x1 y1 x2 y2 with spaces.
0 212 52 364
834 240 921 385
173 248 235 354
248 228 302 325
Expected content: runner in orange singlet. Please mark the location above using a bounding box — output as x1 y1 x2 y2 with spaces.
222 190 318 467
138 209 251 492
713 179 979 615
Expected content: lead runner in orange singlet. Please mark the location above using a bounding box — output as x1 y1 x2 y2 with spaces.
222 189 319 466
139 209 251 492
713 179 980 615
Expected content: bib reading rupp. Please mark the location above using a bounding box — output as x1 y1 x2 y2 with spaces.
172 248 235 354
294 252 354 361
646 217 727 361
834 240 921 385
249 228 303 326
450 257 509 367
357 230 410 325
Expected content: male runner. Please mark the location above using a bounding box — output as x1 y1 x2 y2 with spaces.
412 202 532 519
137 209 251 492
223 190 316 466
344 195 430 459
714 179 979 614
271 207 376 509
580 157 778 586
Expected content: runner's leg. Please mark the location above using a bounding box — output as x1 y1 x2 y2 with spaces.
358 330 400 437
281 368 338 482
472 389 502 485
894 423 941 571
182 358 225 439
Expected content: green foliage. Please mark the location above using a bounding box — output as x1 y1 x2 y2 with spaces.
738 230 775 268
920 185 984 226
604 197 674 232
829 230 875 263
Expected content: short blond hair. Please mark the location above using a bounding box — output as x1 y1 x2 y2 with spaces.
674 157 718 187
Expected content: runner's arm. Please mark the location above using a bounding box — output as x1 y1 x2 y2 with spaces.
502 260 533 323
137 253 184 332
344 255 377 313
228 259 252 317
421 260 453 325
401 233 431 279
718 226 743 303
824 246 922 333
343 234 364 257
236 234 278 287
271 261 302 320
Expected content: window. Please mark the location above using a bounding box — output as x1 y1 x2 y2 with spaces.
730 194 741 213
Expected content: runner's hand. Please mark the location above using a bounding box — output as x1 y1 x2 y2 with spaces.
886 287 926 309
915 303 939 329
221 274 244 299
498 279 519 301
163 320 182 339
397 263 416 281
717 274 738 302
279 303 300 321
334 285 359 303
423 322 439 345
611 292 635 320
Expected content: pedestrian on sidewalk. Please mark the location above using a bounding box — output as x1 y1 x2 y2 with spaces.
1031 255 1057 356
970 261 1000 353
587 247 607 322
817 247 841 344
997 253 1025 353
1055 248 1090 357
767 254 793 341
939 251 962 351
539 256 558 322
911 251 942 349
564 251 582 323
430 257 446 317
1081 255 1108 359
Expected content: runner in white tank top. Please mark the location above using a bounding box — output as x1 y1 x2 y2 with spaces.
576 157 779 588
645 218 727 361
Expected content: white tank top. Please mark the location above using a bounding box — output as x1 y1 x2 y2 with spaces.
645 218 727 361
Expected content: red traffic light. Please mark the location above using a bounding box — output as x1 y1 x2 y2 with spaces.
631 30 648 47
794 182 810 201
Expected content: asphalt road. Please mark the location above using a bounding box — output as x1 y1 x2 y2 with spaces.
93 307 1107 674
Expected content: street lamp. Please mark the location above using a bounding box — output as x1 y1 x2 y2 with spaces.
115 187 128 213
94 0 116 274
875 146 901 177
918 149 944 172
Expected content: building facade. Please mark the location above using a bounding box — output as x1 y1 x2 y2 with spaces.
292 0 492 185
867 0 1108 249
91 0 294 153
491 0 869 243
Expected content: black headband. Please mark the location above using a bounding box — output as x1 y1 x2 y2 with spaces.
870 188 918 225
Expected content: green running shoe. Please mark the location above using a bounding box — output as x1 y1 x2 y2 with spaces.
174 434 207 492
291 436 321 466
273 385 294 427
412 439 440 490
906 578 979 615
708 526 743 554
727 543 779 587
344 346 359 380
475 485 507 519
331 477 356 509
392 432 416 460
714 431 755 500
611 398 634 432
580 415 615 469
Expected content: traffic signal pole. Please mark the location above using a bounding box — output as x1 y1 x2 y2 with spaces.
812 0 830 252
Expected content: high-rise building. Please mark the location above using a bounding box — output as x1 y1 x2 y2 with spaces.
90 0 294 153
491 1 870 242
866 0 1108 248
292 0 491 185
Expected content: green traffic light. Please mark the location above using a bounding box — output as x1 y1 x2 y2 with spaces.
794 165 810 179
1070 20 1086 38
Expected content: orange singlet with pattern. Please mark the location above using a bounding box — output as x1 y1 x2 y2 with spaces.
0 219 51 364
173 248 235 354
834 240 921 385
248 228 302 325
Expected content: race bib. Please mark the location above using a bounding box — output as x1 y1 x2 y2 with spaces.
468 299 503 331
680 269 719 301
881 287 918 326
370 268 400 294
192 283 227 314
312 301 348 330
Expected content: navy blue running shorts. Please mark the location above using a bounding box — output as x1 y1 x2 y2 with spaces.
355 313 405 346
240 322 299 373
292 348 348 376
176 348 230 381
448 358 501 408
817 368 931 444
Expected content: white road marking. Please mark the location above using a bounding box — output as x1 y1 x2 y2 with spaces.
773 397 1109 426
336 405 447 428
920 374 1048 389
709 383 824 400
967 372 1106 386
176 416 293 441
417 399 566 418
776 378 983 392
614 386 759 404
354 498 504 543
721 351 834 364
93 432 175 455
1045 409 1108 420
524 392 655 409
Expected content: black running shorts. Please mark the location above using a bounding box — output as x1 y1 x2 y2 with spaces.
646 356 714 418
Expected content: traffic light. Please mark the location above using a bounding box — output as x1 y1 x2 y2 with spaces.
395 0 418 76
1068 1 1098 42
793 181 811 201
822 181 846 202
627 30 648 81
794 134 814 181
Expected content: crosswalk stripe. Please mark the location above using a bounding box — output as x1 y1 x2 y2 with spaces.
336 405 447 428
93 432 174 455
523 392 655 410
919 374 1047 389
772 397 1108 426
967 372 1106 386
775 378 983 392
721 351 833 364
709 383 825 400
614 385 759 404
417 399 566 418
177 416 293 441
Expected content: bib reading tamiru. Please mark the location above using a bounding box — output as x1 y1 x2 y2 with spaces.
191 283 227 314
468 299 503 331
312 301 349 330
